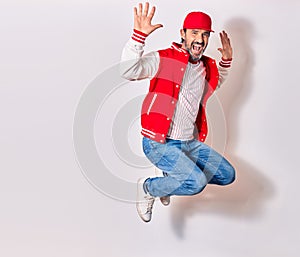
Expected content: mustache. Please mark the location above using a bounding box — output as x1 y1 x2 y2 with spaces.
192 42 204 47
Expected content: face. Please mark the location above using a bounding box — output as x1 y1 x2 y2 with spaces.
180 29 210 62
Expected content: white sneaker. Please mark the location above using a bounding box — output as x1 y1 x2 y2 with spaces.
160 196 170 206
136 178 155 222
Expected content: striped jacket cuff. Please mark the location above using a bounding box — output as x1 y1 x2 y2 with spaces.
131 29 148 44
219 57 233 68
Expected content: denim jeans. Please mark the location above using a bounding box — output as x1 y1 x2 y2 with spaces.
142 137 235 197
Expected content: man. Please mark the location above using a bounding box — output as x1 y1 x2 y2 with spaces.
120 2 235 222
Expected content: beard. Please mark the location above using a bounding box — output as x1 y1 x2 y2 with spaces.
188 49 203 62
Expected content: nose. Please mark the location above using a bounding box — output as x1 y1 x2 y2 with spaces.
195 34 204 45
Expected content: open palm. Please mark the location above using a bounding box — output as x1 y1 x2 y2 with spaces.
134 2 163 35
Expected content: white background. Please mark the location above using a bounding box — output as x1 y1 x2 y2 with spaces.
1 0 300 256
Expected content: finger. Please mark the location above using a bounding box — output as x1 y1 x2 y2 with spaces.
148 6 156 19
143 2 149 16
226 37 231 47
153 24 163 30
222 31 230 43
219 32 225 46
223 30 229 38
138 3 142 16
220 31 230 47
134 7 138 18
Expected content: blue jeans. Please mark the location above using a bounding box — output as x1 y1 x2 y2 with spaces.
142 137 235 197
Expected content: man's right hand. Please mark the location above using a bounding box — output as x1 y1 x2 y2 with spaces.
133 2 163 35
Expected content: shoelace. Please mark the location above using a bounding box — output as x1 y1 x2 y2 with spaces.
145 195 155 212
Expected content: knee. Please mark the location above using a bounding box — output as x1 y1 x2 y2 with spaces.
221 164 236 185
184 173 207 195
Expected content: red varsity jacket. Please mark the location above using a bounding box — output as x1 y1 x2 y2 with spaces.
140 42 219 143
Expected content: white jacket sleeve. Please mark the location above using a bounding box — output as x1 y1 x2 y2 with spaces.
217 58 232 88
120 30 160 81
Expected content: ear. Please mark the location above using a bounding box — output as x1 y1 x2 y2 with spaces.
180 29 186 39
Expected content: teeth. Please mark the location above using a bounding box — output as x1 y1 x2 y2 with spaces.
193 45 201 51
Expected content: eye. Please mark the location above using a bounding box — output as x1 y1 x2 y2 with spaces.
203 32 210 37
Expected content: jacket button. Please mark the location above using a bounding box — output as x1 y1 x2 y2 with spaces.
167 117 170 120
171 101 175 104
181 68 184 71
162 134 165 137
160 140 163 143
176 84 179 88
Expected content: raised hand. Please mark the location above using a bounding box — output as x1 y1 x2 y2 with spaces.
217 30 233 60
133 2 163 35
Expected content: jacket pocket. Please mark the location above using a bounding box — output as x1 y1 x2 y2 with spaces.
146 93 157 115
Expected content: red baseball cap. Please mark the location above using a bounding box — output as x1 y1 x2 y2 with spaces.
183 11 214 32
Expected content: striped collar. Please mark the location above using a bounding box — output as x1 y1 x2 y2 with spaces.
171 42 188 53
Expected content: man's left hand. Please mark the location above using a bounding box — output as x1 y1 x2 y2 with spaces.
218 30 233 60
